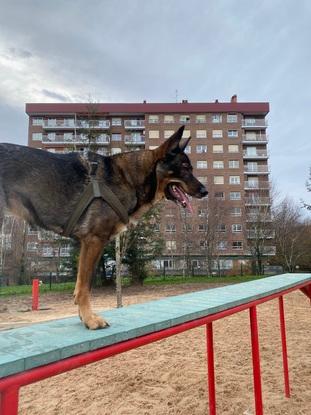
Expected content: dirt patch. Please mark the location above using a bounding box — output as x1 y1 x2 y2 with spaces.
1 284 310 414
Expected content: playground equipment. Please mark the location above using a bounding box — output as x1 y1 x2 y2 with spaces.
0 273 310 415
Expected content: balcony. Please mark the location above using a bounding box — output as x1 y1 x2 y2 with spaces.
262 246 276 255
43 119 75 130
242 134 268 144
42 134 110 145
124 119 145 129
124 135 145 145
246 214 272 222
243 149 268 159
76 120 110 129
244 165 269 174
245 197 271 206
247 230 275 239
242 119 268 129
244 181 270 190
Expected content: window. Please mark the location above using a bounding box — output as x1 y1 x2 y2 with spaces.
47 132 56 142
166 240 177 251
217 241 227 250
213 161 224 169
184 146 191 154
212 130 223 138
182 129 191 138
32 117 43 126
229 160 239 168
212 114 222 123
230 192 241 200
111 118 122 126
164 130 175 138
64 133 73 141
227 114 238 123
198 224 208 232
198 209 206 217
112 134 122 141
164 115 174 123
47 118 56 127
232 241 243 250
214 176 224 185
32 133 42 141
228 144 239 153
149 115 159 123
149 145 158 150
111 148 122 155
196 115 206 123
183 223 193 231
230 207 241 216
229 176 240 185
165 224 176 232
154 223 160 232
180 115 190 123
216 224 226 233
228 130 238 138
232 224 242 233
149 130 159 139
197 176 207 184
213 144 223 153
196 130 207 139
215 191 225 199
196 145 207 153
197 161 208 169
244 117 256 126
27 242 38 252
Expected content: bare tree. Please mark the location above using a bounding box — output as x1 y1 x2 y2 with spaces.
273 198 310 272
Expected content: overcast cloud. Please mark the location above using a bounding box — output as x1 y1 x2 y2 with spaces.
0 0 310 210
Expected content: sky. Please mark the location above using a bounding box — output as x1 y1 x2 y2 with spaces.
0 0 310 212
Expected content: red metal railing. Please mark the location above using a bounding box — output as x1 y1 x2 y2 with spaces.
0 280 310 415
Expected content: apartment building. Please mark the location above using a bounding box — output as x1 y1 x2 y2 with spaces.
23 97 274 275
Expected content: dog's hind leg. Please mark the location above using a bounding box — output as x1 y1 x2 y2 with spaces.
74 236 108 329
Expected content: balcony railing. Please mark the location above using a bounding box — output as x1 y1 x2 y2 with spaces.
43 120 75 129
124 119 145 129
244 165 269 174
242 135 268 143
243 150 268 159
244 181 270 190
124 135 145 145
245 197 271 205
76 120 110 129
42 134 110 145
242 119 268 128
247 230 275 239
246 214 272 222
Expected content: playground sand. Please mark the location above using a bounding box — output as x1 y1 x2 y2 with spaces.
1 284 310 415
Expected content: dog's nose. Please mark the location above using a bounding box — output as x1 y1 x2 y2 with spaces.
199 186 208 197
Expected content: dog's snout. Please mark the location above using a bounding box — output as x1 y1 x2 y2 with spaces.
199 186 208 197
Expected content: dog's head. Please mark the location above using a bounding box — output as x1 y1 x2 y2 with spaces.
154 126 208 212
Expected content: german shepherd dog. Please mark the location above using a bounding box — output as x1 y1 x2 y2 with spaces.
0 126 207 329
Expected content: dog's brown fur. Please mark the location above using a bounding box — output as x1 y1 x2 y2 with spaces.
0 127 207 329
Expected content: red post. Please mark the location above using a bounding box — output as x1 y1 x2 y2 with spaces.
0 387 19 415
279 296 290 398
32 279 39 311
249 306 263 415
206 323 216 415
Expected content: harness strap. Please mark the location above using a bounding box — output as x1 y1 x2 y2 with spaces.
63 178 129 237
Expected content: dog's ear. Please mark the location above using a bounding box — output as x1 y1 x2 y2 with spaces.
154 126 185 159
179 136 191 153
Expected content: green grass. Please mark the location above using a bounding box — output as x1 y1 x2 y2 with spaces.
0 274 267 297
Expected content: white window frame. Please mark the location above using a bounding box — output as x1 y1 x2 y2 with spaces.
197 161 208 169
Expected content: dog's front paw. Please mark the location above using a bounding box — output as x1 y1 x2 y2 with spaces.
84 314 109 330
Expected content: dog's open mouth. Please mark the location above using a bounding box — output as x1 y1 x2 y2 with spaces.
166 183 193 213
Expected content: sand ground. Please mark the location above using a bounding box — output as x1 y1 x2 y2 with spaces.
0 283 310 415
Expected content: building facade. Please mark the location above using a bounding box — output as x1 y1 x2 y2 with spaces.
22 97 274 275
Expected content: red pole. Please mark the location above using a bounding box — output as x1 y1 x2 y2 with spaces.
249 306 263 415
0 386 19 415
32 279 39 311
278 296 290 398
206 323 216 415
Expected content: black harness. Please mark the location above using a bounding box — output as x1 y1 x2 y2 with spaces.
63 162 129 237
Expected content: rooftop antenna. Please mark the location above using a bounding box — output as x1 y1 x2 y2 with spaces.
175 89 178 103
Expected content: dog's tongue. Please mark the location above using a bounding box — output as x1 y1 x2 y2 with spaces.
171 184 193 213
